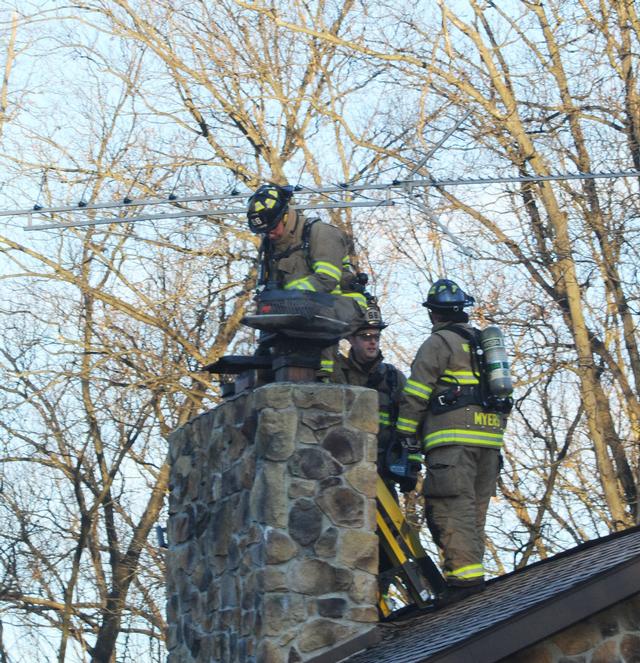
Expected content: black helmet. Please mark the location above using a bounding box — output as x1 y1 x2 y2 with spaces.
247 184 294 234
423 279 475 312
358 299 388 331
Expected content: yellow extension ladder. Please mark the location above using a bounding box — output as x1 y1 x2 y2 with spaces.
376 476 446 618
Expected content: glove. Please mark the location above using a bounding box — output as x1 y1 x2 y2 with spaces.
399 436 423 464
395 437 422 493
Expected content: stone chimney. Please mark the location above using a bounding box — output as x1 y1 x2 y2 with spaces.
166 383 381 663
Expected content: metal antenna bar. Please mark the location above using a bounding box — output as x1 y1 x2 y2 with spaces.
25 206 247 231
1 192 248 218
405 110 472 180
401 193 477 259
396 170 640 189
295 200 394 211
7 169 640 221
24 199 396 231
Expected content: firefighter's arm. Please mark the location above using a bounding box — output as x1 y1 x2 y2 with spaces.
284 222 345 293
328 353 348 384
395 335 450 440
395 369 408 396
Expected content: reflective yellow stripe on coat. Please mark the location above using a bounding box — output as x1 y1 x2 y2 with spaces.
396 416 419 435
423 428 504 451
313 260 342 281
403 379 433 401
320 359 334 373
285 277 316 291
338 290 367 309
440 370 479 385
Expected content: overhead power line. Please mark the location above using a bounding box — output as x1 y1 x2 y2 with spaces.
1 169 638 231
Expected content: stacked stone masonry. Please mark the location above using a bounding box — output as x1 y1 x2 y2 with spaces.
503 592 640 663
166 383 380 663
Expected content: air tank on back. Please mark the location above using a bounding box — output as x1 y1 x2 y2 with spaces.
479 325 513 398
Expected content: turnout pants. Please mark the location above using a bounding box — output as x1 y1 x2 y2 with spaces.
423 445 500 585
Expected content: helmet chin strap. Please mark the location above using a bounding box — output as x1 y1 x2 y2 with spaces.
282 206 297 233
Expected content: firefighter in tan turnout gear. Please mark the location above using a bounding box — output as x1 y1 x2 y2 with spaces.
247 184 366 375
330 300 409 489
395 279 512 606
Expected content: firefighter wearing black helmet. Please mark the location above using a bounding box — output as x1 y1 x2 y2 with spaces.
330 298 409 605
330 299 408 488
395 279 510 606
247 184 366 375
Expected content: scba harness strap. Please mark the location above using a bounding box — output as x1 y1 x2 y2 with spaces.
431 324 513 415
270 217 320 268
258 218 321 288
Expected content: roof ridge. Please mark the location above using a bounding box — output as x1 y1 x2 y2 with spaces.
487 521 640 585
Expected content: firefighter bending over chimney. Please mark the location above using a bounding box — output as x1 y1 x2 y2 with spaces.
395 279 513 607
247 184 366 376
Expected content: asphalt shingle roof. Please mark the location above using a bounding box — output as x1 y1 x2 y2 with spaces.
345 525 640 663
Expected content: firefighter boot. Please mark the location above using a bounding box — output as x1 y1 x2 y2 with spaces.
435 581 485 608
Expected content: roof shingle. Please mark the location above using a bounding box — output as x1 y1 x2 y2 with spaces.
345 525 640 663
